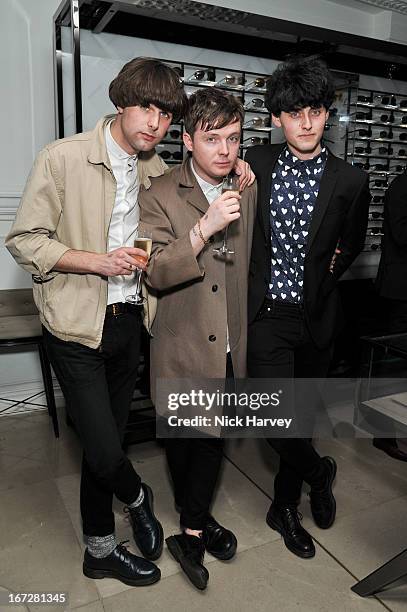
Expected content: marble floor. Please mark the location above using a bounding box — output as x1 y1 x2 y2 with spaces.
1 393 407 612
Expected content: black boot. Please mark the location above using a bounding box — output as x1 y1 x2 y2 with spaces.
203 514 237 560
166 532 209 590
266 503 315 558
309 456 337 529
124 483 164 560
83 541 160 586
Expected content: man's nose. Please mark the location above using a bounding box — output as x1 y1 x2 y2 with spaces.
218 140 230 155
301 112 312 129
147 110 160 131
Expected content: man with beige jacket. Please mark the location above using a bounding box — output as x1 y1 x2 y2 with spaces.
139 88 257 590
6 58 187 587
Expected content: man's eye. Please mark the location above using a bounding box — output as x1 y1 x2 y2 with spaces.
311 109 321 116
207 137 216 142
161 111 170 118
229 136 240 143
290 112 299 118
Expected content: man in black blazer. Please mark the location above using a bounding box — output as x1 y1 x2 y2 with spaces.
246 56 370 559
374 173 407 461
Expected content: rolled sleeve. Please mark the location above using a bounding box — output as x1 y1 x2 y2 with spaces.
5 148 71 280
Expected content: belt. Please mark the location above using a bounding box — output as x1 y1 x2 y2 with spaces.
106 302 141 317
264 297 304 311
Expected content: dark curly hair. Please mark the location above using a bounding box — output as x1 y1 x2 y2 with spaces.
265 55 335 116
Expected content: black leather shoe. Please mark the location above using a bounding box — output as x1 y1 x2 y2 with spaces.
166 533 209 590
83 541 160 586
203 514 237 560
309 456 337 529
373 438 407 462
124 483 164 560
266 503 315 559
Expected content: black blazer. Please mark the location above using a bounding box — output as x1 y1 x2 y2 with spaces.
246 143 371 349
376 174 407 300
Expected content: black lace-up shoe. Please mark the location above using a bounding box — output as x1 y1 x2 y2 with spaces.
83 541 161 586
202 514 237 560
166 533 209 590
266 503 315 558
124 483 164 560
309 456 337 529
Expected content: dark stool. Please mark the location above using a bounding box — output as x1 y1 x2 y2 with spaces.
0 288 59 437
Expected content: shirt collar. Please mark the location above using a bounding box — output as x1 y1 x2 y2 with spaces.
283 145 327 169
105 120 138 164
190 159 222 198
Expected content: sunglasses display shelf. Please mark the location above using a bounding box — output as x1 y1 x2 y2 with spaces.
348 87 407 253
157 62 273 164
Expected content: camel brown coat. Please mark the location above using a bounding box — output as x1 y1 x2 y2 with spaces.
139 158 256 404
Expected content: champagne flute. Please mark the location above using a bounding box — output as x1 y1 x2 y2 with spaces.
125 228 152 305
213 174 240 256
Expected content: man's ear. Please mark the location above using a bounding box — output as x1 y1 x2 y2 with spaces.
183 132 194 152
117 106 124 115
272 114 281 128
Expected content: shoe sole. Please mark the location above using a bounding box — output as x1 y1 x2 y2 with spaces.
136 484 164 561
312 458 337 530
266 514 316 559
166 536 208 590
83 565 161 587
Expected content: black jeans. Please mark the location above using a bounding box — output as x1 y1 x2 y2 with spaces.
43 309 142 536
165 355 233 530
248 299 332 506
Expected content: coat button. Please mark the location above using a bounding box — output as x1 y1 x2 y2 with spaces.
212 285 218 292
209 335 216 342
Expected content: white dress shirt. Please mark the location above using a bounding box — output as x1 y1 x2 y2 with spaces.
105 121 140 305
191 160 230 353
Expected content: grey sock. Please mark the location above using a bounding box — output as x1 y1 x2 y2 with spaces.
87 533 117 558
129 485 145 508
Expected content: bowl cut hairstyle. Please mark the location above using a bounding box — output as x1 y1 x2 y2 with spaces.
109 57 188 122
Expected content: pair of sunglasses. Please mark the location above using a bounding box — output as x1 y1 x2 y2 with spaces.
375 95 397 106
244 98 265 109
217 74 245 87
188 68 216 82
243 116 270 128
159 150 183 161
243 136 269 145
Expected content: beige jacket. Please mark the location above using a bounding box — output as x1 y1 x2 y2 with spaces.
6 115 165 349
139 159 257 406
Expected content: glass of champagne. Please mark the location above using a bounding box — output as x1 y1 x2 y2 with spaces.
213 173 240 256
125 227 152 305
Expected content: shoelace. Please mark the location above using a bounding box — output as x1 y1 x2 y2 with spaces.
283 508 304 535
115 540 132 565
124 504 149 523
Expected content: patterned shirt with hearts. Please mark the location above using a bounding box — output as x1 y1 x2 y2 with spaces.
267 145 327 303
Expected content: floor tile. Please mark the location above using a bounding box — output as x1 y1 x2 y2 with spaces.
305 494 407 612
0 480 99 612
100 539 386 612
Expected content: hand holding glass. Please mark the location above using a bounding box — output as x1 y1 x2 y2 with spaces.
125 228 152 305
213 174 240 256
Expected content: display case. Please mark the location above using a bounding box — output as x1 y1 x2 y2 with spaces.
155 60 356 166
347 87 407 254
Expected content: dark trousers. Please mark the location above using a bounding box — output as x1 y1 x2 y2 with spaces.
248 300 332 506
43 310 142 536
165 355 233 530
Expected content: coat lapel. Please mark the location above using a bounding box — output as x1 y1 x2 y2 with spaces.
179 157 210 215
305 151 339 255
